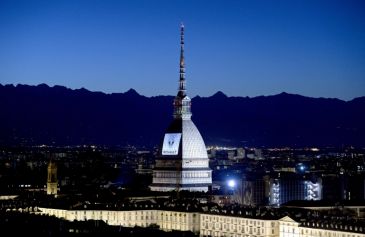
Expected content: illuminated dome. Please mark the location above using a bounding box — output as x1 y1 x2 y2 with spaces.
163 119 208 159
150 24 212 192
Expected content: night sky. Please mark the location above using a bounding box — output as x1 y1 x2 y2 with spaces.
0 0 364 100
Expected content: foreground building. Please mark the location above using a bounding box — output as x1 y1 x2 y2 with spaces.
38 206 365 237
150 24 212 192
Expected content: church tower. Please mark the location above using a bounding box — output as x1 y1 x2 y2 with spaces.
150 24 212 192
47 160 58 196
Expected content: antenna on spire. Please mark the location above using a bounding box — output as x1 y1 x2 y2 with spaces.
174 23 191 119
178 23 186 97
180 23 185 68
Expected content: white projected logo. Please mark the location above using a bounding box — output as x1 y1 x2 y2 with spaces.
162 133 181 155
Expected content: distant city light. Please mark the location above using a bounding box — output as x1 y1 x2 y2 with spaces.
297 163 306 172
227 179 236 188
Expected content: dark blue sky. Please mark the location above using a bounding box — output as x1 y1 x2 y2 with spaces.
0 0 364 100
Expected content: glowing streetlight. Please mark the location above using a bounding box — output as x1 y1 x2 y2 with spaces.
227 179 236 188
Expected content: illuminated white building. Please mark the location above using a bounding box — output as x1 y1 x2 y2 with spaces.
38 207 365 237
200 213 280 237
150 24 212 192
38 207 200 233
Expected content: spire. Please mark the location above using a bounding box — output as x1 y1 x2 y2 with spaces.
173 23 191 120
178 22 186 97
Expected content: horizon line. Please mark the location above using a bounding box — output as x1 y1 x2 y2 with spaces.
0 82 363 102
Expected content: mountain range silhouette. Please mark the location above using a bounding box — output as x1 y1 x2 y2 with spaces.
1 83 364 147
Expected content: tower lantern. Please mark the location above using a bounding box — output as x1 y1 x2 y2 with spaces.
47 160 58 196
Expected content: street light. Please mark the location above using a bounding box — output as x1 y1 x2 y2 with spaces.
227 179 236 188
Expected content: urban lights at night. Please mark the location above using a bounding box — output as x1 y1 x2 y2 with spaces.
297 163 306 172
227 179 236 188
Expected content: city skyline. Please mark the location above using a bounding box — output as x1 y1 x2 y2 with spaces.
1 0 364 100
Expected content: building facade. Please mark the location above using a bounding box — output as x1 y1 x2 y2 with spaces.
150 24 212 192
46 160 57 196
200 213 279 237
38 207 365 237
269 175 322 206
38 207 200 233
